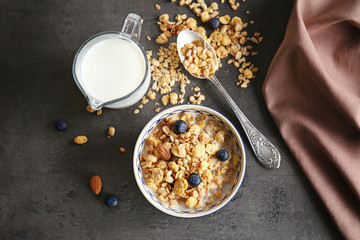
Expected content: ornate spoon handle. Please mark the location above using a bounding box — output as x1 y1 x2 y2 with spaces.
209 75 281 169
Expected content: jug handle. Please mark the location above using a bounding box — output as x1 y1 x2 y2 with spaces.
122 13 142 41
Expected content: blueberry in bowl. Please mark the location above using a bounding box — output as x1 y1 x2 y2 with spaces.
216 149 230 161
188 173 202 187
173 119 187 134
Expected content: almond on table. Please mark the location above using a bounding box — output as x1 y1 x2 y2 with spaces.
90 175 102 195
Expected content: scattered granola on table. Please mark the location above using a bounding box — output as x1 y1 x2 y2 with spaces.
140 112 239 209
107 127 115 137
74 135 88 144
86 105 96 113
134 0 262 114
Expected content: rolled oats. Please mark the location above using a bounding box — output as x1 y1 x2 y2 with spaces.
250 37 259 44
169 93 179 105
147 90 157 101
161 95 170 106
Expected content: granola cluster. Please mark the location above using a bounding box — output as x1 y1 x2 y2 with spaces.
140 112 239 209
180 40 217 78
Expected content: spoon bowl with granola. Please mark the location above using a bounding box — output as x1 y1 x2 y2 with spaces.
177 30 281 169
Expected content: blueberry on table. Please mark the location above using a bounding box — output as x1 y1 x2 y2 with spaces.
105 194 118 208
173 120 188 134
216 149 229 161
188 173 201 187
209 18 220 29
55 119 67 131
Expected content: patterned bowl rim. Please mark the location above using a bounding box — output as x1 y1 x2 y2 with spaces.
133 105 246 218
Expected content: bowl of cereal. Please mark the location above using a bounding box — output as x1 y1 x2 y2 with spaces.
133 105 246 218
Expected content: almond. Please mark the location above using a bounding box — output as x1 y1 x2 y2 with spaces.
157 143 171 161
90 175 102 195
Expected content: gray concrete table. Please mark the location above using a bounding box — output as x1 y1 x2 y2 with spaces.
0 0 341 239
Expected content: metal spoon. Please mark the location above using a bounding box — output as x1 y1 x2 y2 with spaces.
177 30 280 169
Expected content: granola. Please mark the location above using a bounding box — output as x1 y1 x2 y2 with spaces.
134 0 263 114
140 112 239 209
74 135 88 144
180 40 217 78
107 127 115 137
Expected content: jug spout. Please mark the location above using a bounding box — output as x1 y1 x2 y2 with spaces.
88 97 103 110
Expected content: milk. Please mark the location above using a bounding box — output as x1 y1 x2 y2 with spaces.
80 38 146 102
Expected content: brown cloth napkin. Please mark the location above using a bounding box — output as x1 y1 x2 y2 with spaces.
263 0 360 239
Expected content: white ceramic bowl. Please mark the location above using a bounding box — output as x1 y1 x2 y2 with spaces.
133 105 246 218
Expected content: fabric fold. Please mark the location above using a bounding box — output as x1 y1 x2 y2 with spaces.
263 0 360 239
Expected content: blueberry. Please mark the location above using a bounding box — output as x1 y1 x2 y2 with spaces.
188 173 201 187
56 119 67 131
173 120 187 134
216 149 229 161
105 194 118 208
209 18 220 29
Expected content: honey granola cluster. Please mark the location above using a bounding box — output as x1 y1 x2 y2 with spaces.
140 112 239 209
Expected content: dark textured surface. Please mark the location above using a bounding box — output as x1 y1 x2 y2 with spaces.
0 0 342 239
